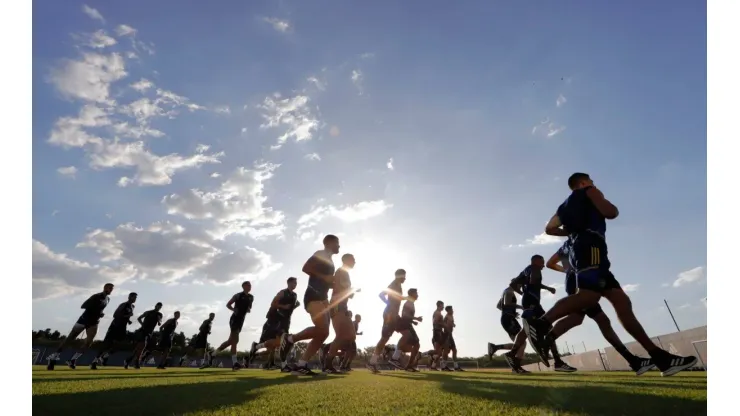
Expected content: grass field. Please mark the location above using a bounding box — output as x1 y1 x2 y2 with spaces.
32 366 707 416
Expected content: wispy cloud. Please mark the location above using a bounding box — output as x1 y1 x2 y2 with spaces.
304 153 321 161
673 266 705 287
351 70 364 95
263 17 291 33
57 166 78 179
387 158 394 171
82 5 105 23
556 94 567 107
507 232 565 248
622 284 640 293
531 118 566 138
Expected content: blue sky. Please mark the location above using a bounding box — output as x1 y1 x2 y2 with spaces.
32 1 706 356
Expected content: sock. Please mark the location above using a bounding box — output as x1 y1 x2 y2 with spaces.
71 352 82 361
232 355 237 364
392 350 401 360
256 343 265 350
454 362 459 368
370 353 379 364
614 345 636 362
298 359 306 367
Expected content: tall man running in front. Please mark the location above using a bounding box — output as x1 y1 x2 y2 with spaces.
279 234 340 376
212 281 254 370
248 277 299 370
47 283 114 370
527 172 697 376
92 292 137 369
546 239 655 375
367 269 407 373
505 256 575 372
488 280 529 374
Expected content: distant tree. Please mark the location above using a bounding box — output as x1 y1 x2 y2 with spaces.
49 330 61 340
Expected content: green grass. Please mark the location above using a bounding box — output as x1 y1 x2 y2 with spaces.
32 366 706 416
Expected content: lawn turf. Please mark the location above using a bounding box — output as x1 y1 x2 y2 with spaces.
32 366 707 416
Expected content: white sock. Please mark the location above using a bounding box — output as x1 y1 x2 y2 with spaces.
370 354 379 364
298 359 306 366
232 355 237 364
454 362 459 368
392 350 401 360
440 360 447 368
71 352 82 361
256 343 265 350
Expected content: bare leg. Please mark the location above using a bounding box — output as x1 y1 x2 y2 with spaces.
602 289 659 352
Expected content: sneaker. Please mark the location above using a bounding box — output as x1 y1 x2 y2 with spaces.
46 353 58 371
323 366 340 374
554 361 577 373
405 367 419 372
441 366 453 372
487 342 499 361
66 360 77 370
248 342 258 365
134 363 141 370
388 358 404 370
366 362 380 374
429 367 439 371
281 364 292 372
454 367 465 372
157 365 166 370
291 364 318 376
278 334 295 362
232 362 243 371
90 361 98 370
523 319 551 367
503 352 517 370
630 357 656 376
318 345 328 368
652 351 698 377
513 366 531 375
123 359 129 370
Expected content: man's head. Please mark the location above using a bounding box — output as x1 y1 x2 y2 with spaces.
287 277 298 291
128 292 138 303
394 269 407 283
445 305 453 315
242 281 252 293
103 283 114 295
341 253 356 268
208 312 215 321
567 172 594 190
173 311 181 320
531 254 545 270
154 302 163 311
323 234 340 254
408 288 419 300
354 314 362 322
436 300 444 311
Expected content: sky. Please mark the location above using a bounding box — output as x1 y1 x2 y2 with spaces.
32 1 707 357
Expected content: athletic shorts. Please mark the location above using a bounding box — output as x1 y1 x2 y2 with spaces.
259 320 283 343
565 272 605 318
501 314 522 341
303 288 329 311
407 326 420 345
350 340 357 353
135 328 155 344
521 297 546 321
229 314 245 333
75 317 101 329
444 333 456 350
189 334 208 350
396 317 414 333
279 319 291 334
432 328 444 345
104 323 128 343
330 302 351 319
157 335 174 350
571 234 621 294
381 314 399 338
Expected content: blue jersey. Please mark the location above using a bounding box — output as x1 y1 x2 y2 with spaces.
514 265 541 306
556 187 607 240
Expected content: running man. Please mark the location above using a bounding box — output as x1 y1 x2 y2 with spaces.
505 256 575 372
339 313 363 371
153 311 180 369
429 301 445 370
323 254 358 373
212 281 254 370
47 283 114 370
488 280 530 374
181 313 215 368
527 172 697 376
545 239 655 375
125 302 163 369
367 269 407 373
247 277 299 370
91 292 137 369
440 305 462 371
389 288 423 371
278 235 340 376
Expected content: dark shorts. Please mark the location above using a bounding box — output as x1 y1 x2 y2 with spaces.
189 334 208 350
279 319 291 334
135 329 154 345
444 333 456 350
75 317 100 329
230 315 245 333
566 272 605 318
158 335 173 350
330 302 351 319
432 328 444 345
407 326 420 345
104 323 128 343
303 289 329 311
521 297 546 321
259 320 283 343
501 314 522 340
350 340 357 353
571 234 621 294
396 317 414 333
381 314 399 338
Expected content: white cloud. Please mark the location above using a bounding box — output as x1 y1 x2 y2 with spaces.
307 76 326 91
508 232 565 248
57 166 78 178
77 221 279 285
304 153 321 161
531 118 566 138
82 5 105 23
33 240 135 300
263 17 291 33
259 94 319 149
162 164 284 239
678 303 692 309
622 284 640 293
115 24 138 37
48 105 109 148
351 69 364 94
50 52 127 104
360 52 375 59
556 94 567 107
214 105 231 114
673 266 705 287
131 78 153 92
297 200 392 236
387 158 394 170
75 30 117 49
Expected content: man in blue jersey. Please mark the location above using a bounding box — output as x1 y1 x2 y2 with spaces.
527 172 697 376
505 256 575 373
546 239 655 375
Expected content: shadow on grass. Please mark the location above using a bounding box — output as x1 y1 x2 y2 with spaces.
32 376 319 416
385 372 706 416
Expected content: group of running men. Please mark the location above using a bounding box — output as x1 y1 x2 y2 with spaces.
487 172 698 376
45 172 700 377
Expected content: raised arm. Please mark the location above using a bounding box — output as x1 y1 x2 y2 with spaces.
586 186 619 219
545 214 570 237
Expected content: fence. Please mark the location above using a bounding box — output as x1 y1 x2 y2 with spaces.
522 325 707 372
